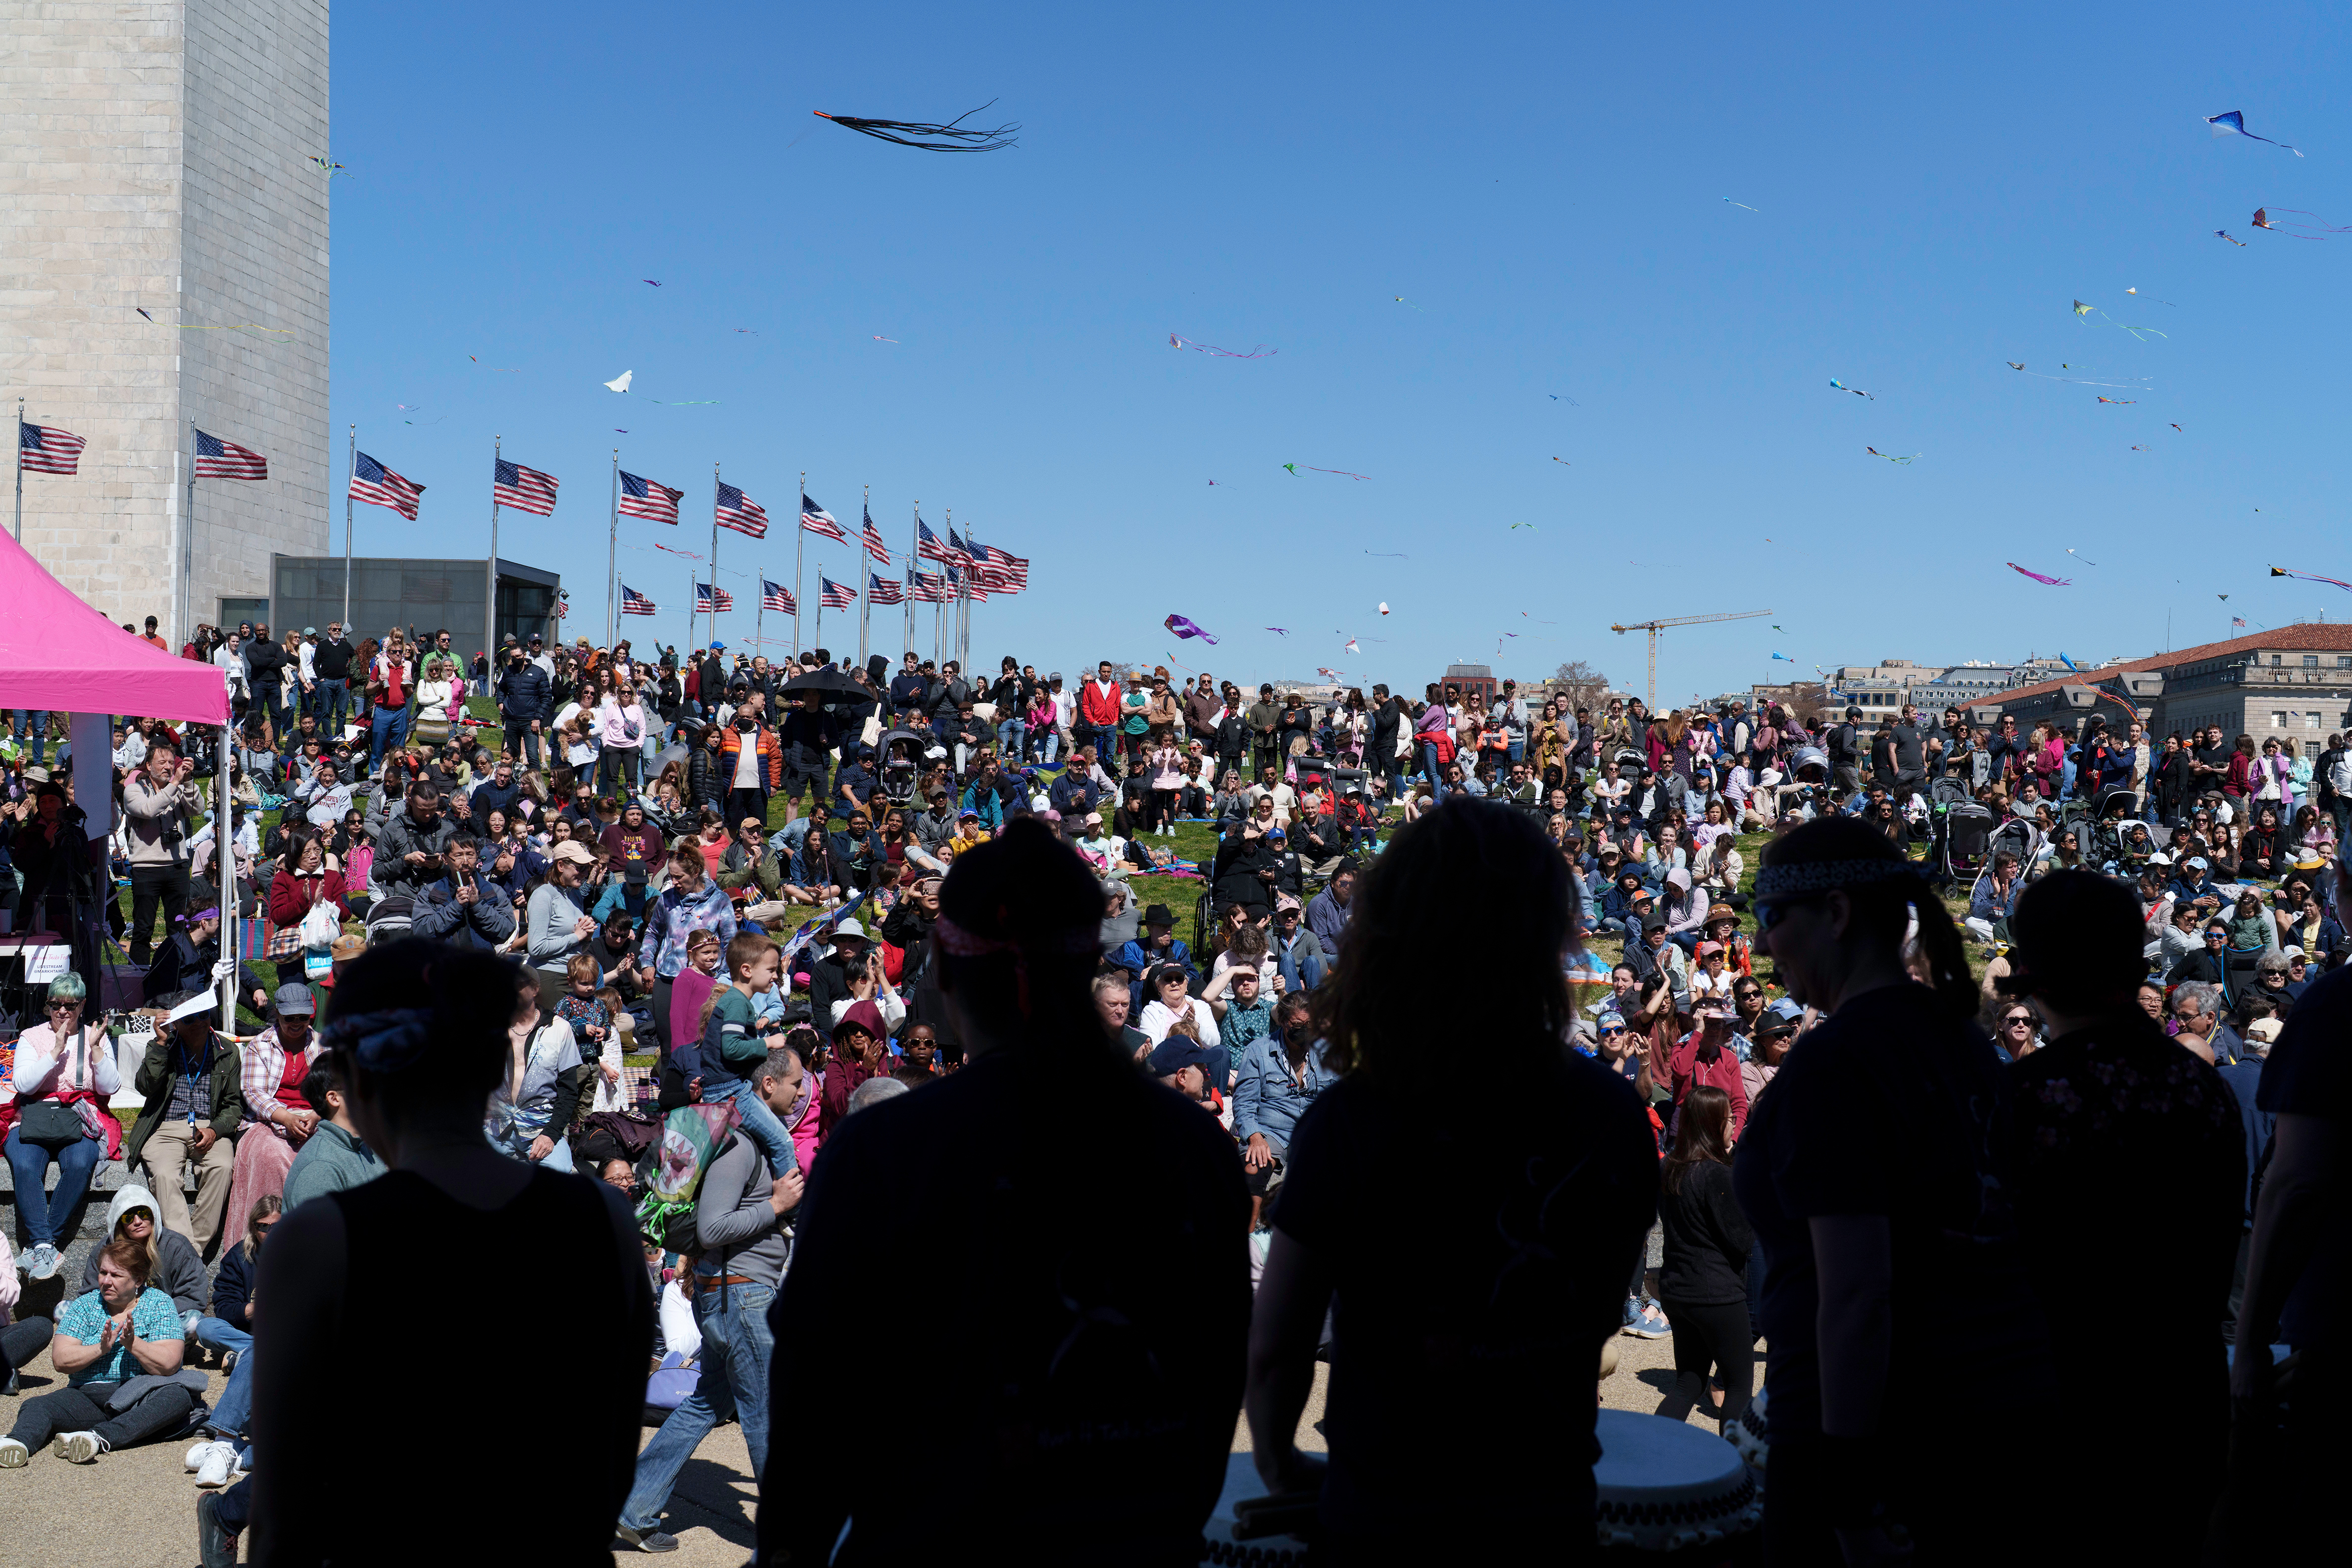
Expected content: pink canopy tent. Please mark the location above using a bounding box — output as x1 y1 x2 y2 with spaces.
0 527 228 725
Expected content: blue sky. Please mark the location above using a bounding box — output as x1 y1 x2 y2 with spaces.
327 3 2351 700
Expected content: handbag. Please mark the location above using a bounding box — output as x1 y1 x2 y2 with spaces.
15 1097 87 1149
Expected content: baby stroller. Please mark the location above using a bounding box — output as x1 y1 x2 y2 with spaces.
876 728 931 809
1970 817 2045 911
1929 778 1992 886
2089 785 2142 863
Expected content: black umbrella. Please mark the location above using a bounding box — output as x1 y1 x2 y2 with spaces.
781 666 870 697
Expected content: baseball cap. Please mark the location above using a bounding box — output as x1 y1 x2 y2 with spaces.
1275 893 1302 913
165 991 219 1025
710 640 726 651
2247 1017 2285 1045
301 626 317 637
1760 998 1804 1031
1047 671 1063 682
2186 855 2209 870
1696 940 1724 958
273 981 317 1017
548 840 596 866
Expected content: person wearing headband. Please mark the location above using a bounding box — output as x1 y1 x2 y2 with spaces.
1731 816 2055 1564
763 818 1249 1566
248 943 652 1561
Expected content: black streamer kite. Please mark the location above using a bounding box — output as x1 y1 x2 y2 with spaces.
811 101 1019 151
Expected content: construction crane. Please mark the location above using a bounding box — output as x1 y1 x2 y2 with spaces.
1609 609 1773 711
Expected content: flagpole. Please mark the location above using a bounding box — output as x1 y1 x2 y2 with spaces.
181 414 196 646
342 425 355 630
606 451 619 649
487 437 502 675
905 500 917 660
793 470 806 661
710 462 723 659
14 397 24 544
856 484 872 672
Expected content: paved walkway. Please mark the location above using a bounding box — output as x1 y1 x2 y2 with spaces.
0 1347 1335 1566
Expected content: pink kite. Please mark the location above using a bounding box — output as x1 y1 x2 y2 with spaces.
2007 562 2071 586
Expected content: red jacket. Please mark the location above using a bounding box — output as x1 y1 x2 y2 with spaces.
717 724 783 790
1669 1030 1750 1141
1079 678 1123 728
268 868 350 929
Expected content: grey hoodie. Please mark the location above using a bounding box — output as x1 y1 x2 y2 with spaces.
77 1184 210 1319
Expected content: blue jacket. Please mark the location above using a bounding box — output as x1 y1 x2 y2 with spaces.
1231 1036 1337 1156
1112 936 1192 985
410 870 519 950
959 781 1004 830
1049 771 1101 817
495 661 553 724
211 1238 258 1326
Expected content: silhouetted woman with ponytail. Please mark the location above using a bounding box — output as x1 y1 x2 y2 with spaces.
1733 817 2055 1567
763 817 1250 1567
249 943 653 1565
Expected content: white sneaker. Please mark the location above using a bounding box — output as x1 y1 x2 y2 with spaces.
54 1431 105 1464
25 1243 60 1281
186 1439 217 1471
195 1443 239 1488
0 1437 27 1468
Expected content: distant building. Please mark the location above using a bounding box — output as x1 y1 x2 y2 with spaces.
267 554 561 655
1986 628 2352 743
1439 663 1498 703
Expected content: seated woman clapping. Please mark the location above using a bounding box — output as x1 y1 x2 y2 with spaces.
1 1239 195 1467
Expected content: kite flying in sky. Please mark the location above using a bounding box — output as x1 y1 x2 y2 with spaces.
2125 289 2176 304
2008 563 2071 586
2271 566 2352 592
2214 230 2248 246
813 102 1018 151
1864 448 1916 464
1829 380 1873 399
605 371 633 392
2096 396 2137 405
1166 614 1217 644
1723 198 1759 211
2073 299 2167 342
2005 362 2150 388
1170 335 1275 358
2253 207 2352 238
2205 109 2301 156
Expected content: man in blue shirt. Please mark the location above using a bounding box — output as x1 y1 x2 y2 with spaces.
1232 993 1337 1223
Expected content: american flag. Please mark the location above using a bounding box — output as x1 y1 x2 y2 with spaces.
716 480 769 539
2232 617 2247 629
555 590 570 620
861 504 891 563
194 428 268 480
621 584 657 616
867 571 905 606
17 422 86 476
762 579 796 614
982 543 1029 590
801 492 847 543
348 451 425 520
916 517 955 567
696 581 735 613
619 470 682 525
944 527 976 570
818 574 856 609
969 536 1015 591
909 570 948 603
951 568 988 603
493 457 559 514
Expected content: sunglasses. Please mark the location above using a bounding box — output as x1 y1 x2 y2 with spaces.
1751 894 1820 934
2002 1015 2035 1028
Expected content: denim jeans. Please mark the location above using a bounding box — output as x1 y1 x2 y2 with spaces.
368 706 409 771
315 678 349 733
206 1339 256 1441
11 710 48 762
1418 739 1442 784
621 1278 775 1534
1036 726 1061 766
196 1315 254 1357
3 1127 101 1247
700 1079 796 1178
996 718 1026 760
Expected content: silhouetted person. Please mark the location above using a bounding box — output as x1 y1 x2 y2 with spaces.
763 819 1249 1565
1246 797 1656 1563
1736 817 2056 1567
1995 870 2243 1566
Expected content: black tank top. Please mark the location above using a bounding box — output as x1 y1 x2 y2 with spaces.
296 1169 649 1564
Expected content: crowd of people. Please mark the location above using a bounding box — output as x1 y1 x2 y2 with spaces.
0 632 2345 1566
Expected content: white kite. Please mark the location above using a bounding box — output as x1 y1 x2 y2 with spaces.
604 370 633 393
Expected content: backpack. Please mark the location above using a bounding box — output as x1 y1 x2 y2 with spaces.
635 1108 739 1251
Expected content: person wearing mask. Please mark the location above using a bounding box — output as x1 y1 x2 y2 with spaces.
1993 871 2244 1566
1246 798 1656 1560
771 688 832 828
1231 992 1335 1226
249 943 652 1558
617 1045 809 1550
124 991 244 1257
1735 817 2054 1564
765 820 1246 1563
408 835 518 953
1654 1083 1755 1431
3 974 120 1281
